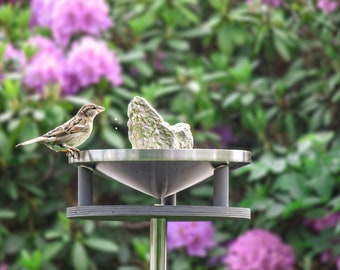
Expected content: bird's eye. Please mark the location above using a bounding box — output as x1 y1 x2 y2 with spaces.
92 106 96 109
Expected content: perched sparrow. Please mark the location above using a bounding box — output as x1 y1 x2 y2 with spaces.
16 103 105 158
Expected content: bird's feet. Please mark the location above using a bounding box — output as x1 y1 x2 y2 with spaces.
65 148 80 159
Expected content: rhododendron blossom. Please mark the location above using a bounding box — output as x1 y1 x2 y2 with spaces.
167 221 216 257
30 0 112 46
65 37 122 89
224 229 295 270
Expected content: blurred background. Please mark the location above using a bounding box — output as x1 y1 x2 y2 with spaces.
1 0 340 269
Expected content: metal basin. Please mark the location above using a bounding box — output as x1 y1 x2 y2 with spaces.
69 149 251 198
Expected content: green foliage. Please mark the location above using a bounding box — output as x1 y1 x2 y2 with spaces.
1 1 340 269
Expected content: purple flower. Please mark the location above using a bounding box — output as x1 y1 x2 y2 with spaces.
24 53 65 95
224 229 295 270
30 0 56 27
66 37 122 88
248 0 282 7
212 126 237 148
317 0 338 13
26 35 63 58
305 212 340 232
1 44 26 82
305 212 340 269
167 221 216 257
262 0 281 7
0 263 8 270
152 51 167 72
4 44 26 70
30 0 112 46
23 36 66 95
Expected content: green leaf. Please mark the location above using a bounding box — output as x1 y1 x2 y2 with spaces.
133 61 153 77
241 93 254 106
4 235 26 255
176 3 199 23
328 196 340 211
168 39 189 51
72 242 89 270
0 129 9 159
273 29 291 61
0 4 13 24
2 79 20 99
178 23 212 38
265 203 285 218
16 8 31 27
269 158 287 174
84 238 119 253
222 92 240 108
41 241 64 262
283 200 305 217
307 174 334 200
129 14 155 34
6 182 18 200
248 162 269 181
20 183 45 197
272 172 306 199
19 250 43 270
0 209 16 219
230 58 252 82
132 238 149 261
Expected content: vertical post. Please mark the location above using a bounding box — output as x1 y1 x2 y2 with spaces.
150 218 167 270
161 194 176 206
150 194 174 270
78 166 93 206
213 165 229 207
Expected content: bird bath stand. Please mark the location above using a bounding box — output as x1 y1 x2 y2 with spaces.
67 149 251 270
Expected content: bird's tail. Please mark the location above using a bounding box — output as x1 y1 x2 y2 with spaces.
15 137 46 147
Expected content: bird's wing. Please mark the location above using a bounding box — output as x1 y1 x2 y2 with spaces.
43 117 87 138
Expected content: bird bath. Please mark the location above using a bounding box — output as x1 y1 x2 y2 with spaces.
67 148 251 269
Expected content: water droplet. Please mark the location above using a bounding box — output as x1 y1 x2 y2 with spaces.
114 127 118 130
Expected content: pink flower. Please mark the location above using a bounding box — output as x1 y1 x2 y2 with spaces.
152 51 167 72
1 44 25 82
30 0 56 27
23 36 66 95
305 212 340 269
66 37 122 88
305 212 340 232
262 0 281 7
248 0 282 7
0 263 8 270
24 53 65 95
30 0 112 46
224 229 295 270
317 0 338 13
3 44 26 69
26 35 63 58
167 221 216 257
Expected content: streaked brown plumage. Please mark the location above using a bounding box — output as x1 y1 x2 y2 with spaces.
16 103 104 158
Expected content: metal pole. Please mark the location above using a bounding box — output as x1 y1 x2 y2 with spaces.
213 165 229 207
150 194 175 270
150 218 167 270
161 194 176 206
78 166 93 206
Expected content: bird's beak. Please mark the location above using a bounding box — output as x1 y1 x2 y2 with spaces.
97 106 105 113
